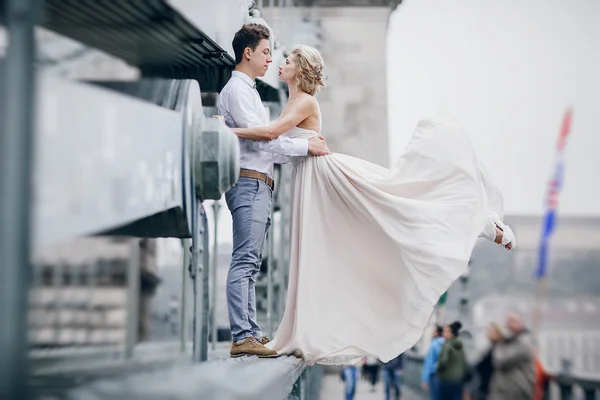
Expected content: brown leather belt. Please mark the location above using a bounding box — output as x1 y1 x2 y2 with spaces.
239 169 274 190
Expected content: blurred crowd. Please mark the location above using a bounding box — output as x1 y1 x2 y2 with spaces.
336 311 551 400
340 353 404 400
420 312 551 400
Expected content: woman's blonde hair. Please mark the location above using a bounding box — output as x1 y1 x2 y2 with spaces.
290 45 326 96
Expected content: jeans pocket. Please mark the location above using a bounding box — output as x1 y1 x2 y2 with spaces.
227 178 260 213
251 181 273 224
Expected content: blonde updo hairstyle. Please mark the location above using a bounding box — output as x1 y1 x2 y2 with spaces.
290 45 326 96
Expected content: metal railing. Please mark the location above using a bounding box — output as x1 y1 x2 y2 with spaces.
255 0 296 8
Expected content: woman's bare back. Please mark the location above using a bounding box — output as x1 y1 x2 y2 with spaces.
280 93 321 134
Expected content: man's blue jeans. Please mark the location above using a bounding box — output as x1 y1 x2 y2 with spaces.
225 177 272 342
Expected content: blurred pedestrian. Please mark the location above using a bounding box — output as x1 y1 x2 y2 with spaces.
421 325 445 400
383 353 404 400
341 364 360 400
363 355 381 392
489 312 535 400
436 321 469 400
474 322 505 400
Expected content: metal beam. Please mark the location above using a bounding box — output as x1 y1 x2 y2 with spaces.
26 76 238 248
0 0 39 398
31 76 185 249
22 0 235 77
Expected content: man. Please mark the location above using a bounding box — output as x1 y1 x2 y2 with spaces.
340 364 360 400
218 23 330 358
421 325 445 400
489 312 535 400
383 353 404 400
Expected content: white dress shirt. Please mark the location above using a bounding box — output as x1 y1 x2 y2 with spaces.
218 71 309 177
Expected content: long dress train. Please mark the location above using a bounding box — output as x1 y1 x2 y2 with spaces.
266 114 504 365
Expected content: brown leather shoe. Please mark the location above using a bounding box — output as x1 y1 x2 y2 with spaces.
230 337 278 358
259 336 270 345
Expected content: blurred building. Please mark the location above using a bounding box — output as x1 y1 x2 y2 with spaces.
262 0 396 166
29 237 160 346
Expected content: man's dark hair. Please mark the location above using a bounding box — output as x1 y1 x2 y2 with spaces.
232 23 270 64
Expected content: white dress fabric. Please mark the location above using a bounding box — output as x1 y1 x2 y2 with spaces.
266 114 504 365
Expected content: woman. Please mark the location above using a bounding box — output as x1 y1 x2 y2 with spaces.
228 45 516 365
474 323 505 400
436 322 469 400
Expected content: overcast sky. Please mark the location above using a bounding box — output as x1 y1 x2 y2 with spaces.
387 0 599 217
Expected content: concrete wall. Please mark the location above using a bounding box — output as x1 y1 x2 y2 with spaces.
263 6 390 166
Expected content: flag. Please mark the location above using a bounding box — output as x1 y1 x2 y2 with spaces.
534 108 573 279
437 291 448 307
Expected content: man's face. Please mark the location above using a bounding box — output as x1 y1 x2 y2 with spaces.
248 39 272 78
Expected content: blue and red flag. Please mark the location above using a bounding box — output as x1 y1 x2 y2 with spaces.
534 108 573 279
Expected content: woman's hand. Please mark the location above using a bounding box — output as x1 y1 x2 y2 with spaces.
308 136 331 156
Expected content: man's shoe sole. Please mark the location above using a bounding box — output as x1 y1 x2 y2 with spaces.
229 352 279 358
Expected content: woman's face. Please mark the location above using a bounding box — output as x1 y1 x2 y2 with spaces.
279 55 298 83
443 325 453 339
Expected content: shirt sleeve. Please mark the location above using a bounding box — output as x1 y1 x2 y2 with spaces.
252 136 309 158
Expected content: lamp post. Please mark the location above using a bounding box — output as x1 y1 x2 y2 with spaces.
458 267 474 355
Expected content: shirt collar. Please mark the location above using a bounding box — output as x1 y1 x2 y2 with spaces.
232 71 257 89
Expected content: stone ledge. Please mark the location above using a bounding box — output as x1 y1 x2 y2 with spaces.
66 356 306 400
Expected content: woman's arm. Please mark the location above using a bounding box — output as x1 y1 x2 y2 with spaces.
233 96 316 141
